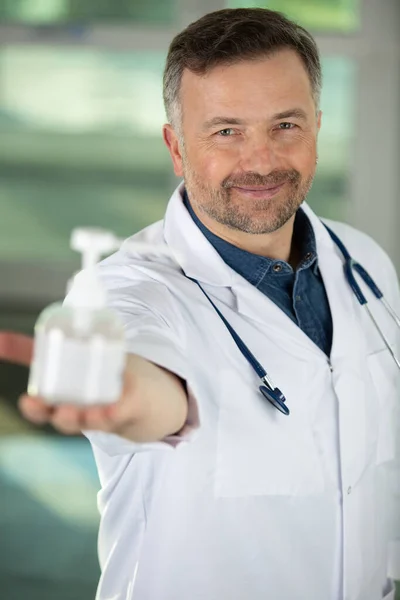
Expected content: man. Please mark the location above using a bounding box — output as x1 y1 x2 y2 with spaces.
0 8 399 600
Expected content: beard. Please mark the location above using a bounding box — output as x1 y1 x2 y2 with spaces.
182 158 315 235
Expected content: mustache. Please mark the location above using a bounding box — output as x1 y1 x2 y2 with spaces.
222 170 301 188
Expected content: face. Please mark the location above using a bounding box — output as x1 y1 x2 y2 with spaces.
163 49 321 237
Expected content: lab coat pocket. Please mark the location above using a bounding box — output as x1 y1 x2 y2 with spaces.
366 348 399 465
214 370 325 498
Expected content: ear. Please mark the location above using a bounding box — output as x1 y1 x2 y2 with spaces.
163 124 184 177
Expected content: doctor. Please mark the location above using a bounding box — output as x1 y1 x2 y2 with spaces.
1 7 399 600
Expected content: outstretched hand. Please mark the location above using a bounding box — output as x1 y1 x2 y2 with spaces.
0 331 187 441
0 331 137 436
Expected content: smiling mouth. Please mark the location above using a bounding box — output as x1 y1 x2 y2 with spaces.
236 184 283 190
231 182 286 197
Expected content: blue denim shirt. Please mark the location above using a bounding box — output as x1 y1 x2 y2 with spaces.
183 192 333 356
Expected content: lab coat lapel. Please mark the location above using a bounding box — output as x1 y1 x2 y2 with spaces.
302 205 365 364
163 182 234 288
303 205 377 487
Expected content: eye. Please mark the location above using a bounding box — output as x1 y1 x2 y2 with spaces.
278 122 297 130
217 128 236 136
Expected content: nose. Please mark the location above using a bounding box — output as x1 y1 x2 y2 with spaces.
239 133 279 175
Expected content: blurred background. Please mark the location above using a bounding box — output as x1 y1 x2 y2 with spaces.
0 0 398 598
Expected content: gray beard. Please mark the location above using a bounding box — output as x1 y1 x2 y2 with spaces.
182 164 315 235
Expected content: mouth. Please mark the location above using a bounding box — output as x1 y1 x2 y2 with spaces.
231 182 286 199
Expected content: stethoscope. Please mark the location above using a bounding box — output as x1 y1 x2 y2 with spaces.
187 223 400 416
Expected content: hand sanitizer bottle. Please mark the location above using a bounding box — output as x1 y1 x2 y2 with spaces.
28 228 126 405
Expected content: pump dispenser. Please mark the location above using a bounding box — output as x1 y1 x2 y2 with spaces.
28 228 126 405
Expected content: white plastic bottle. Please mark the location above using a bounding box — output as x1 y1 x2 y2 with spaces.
28 228 126 405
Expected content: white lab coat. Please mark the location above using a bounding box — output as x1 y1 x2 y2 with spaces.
71 183 400 600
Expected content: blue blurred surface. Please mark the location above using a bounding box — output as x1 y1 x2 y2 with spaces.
0 434 100 600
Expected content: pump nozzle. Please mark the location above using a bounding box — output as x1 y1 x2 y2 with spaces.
67 227 176 309
71 228 121 270
71 227 175 270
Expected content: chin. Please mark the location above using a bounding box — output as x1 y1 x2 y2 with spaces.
242 206 297 235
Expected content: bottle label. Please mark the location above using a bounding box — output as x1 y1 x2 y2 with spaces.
29 329 125 405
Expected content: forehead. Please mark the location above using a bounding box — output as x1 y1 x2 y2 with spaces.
180 50 314 122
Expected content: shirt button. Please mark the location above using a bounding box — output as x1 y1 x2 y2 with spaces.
304 252 313 261
273 263 283 272
295 295 301 302
347 486 352 495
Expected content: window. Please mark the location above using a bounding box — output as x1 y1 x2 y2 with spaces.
227 0 360 32
0 47 171 266
0 0 177 25
307 57 356 221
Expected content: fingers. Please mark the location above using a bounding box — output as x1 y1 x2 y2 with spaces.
18 393 133 435
18 365 138 435
50 404 86 435
0 332 33 366
19 395 53 424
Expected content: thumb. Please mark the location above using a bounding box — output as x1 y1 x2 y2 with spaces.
0 332 33 366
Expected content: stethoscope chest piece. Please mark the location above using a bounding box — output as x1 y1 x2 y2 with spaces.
259 385 290 416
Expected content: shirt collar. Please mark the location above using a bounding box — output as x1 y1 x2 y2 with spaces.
182 189 319 286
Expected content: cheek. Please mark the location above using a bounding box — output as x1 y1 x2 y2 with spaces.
190 145 239 183
277 134 317 170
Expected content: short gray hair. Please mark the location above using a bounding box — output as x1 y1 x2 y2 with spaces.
163 8 322 133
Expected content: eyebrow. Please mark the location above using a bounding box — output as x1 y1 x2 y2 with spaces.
202 117 247 130
202 108 308 131
272 108 308 121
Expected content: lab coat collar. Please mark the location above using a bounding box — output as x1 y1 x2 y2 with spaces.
163 181 337 286
163 182 235 287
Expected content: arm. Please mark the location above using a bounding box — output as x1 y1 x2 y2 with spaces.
106 353 188 443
